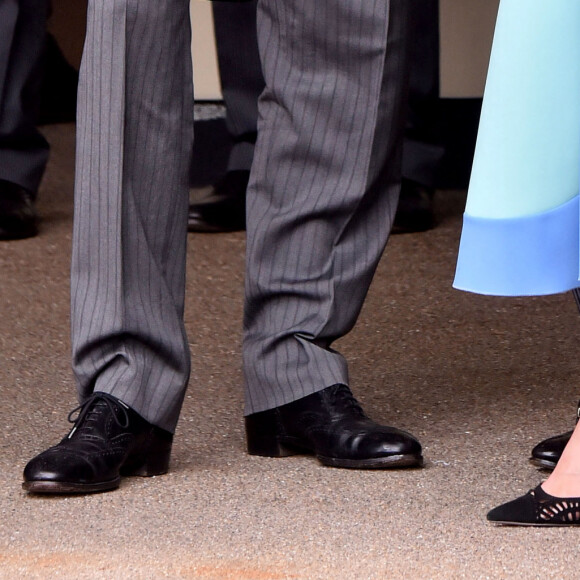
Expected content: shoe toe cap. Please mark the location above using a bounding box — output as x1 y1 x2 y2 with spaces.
24 447 101 484
531 431 572 463
345 426 422 459
487 492 536 524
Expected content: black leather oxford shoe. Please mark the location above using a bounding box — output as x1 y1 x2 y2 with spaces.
391 179 435 234
530 401 579 470
188 170 248 233
245 384 423 468
23 392 173 494
0 180 38 240
530 431 573 470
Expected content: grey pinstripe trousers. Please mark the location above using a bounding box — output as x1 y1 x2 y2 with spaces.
243 0 410 413
72 0 410 431
213 0 438 182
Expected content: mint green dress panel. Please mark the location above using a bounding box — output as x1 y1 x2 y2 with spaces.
467 0 580 219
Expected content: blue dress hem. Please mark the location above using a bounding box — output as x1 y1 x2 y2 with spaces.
453 195 580 296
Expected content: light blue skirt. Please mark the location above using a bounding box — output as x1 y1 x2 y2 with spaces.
454 0 580 296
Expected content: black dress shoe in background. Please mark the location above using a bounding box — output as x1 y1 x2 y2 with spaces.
38 33 79 125
487 485 580 526
23 392 173 494
245 384 423 468
529 401 579 470
392 178 435 234
0 180 38 240
188 170 248 233
530 431 572 471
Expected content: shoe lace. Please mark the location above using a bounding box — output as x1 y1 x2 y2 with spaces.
329 384 365 417
66 392 130 438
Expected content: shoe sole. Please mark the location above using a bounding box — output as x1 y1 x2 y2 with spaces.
488 520 580 527
0 225 38 240
319 454 424 469
22 477 121 495
528 457 557 470
22 461 172 495
247 435 424 469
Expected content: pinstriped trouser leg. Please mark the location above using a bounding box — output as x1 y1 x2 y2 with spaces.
243 0 411 414
71 0 193 432
212 0 263 172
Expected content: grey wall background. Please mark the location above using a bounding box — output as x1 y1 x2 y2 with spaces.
49 0 500 99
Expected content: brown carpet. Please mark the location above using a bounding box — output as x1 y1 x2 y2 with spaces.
0 123 578 579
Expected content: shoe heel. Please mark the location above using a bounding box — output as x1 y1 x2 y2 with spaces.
245 409 297 457
122 428 173 477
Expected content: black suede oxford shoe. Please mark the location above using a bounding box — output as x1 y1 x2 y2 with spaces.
530 401 579 470
245 384 423 468
23 392 173 494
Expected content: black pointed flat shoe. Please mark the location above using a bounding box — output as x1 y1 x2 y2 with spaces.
245 384 423 469
487 485 580 526
23 392 173 494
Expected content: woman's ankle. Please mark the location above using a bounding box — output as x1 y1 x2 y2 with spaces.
542 472 580 498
